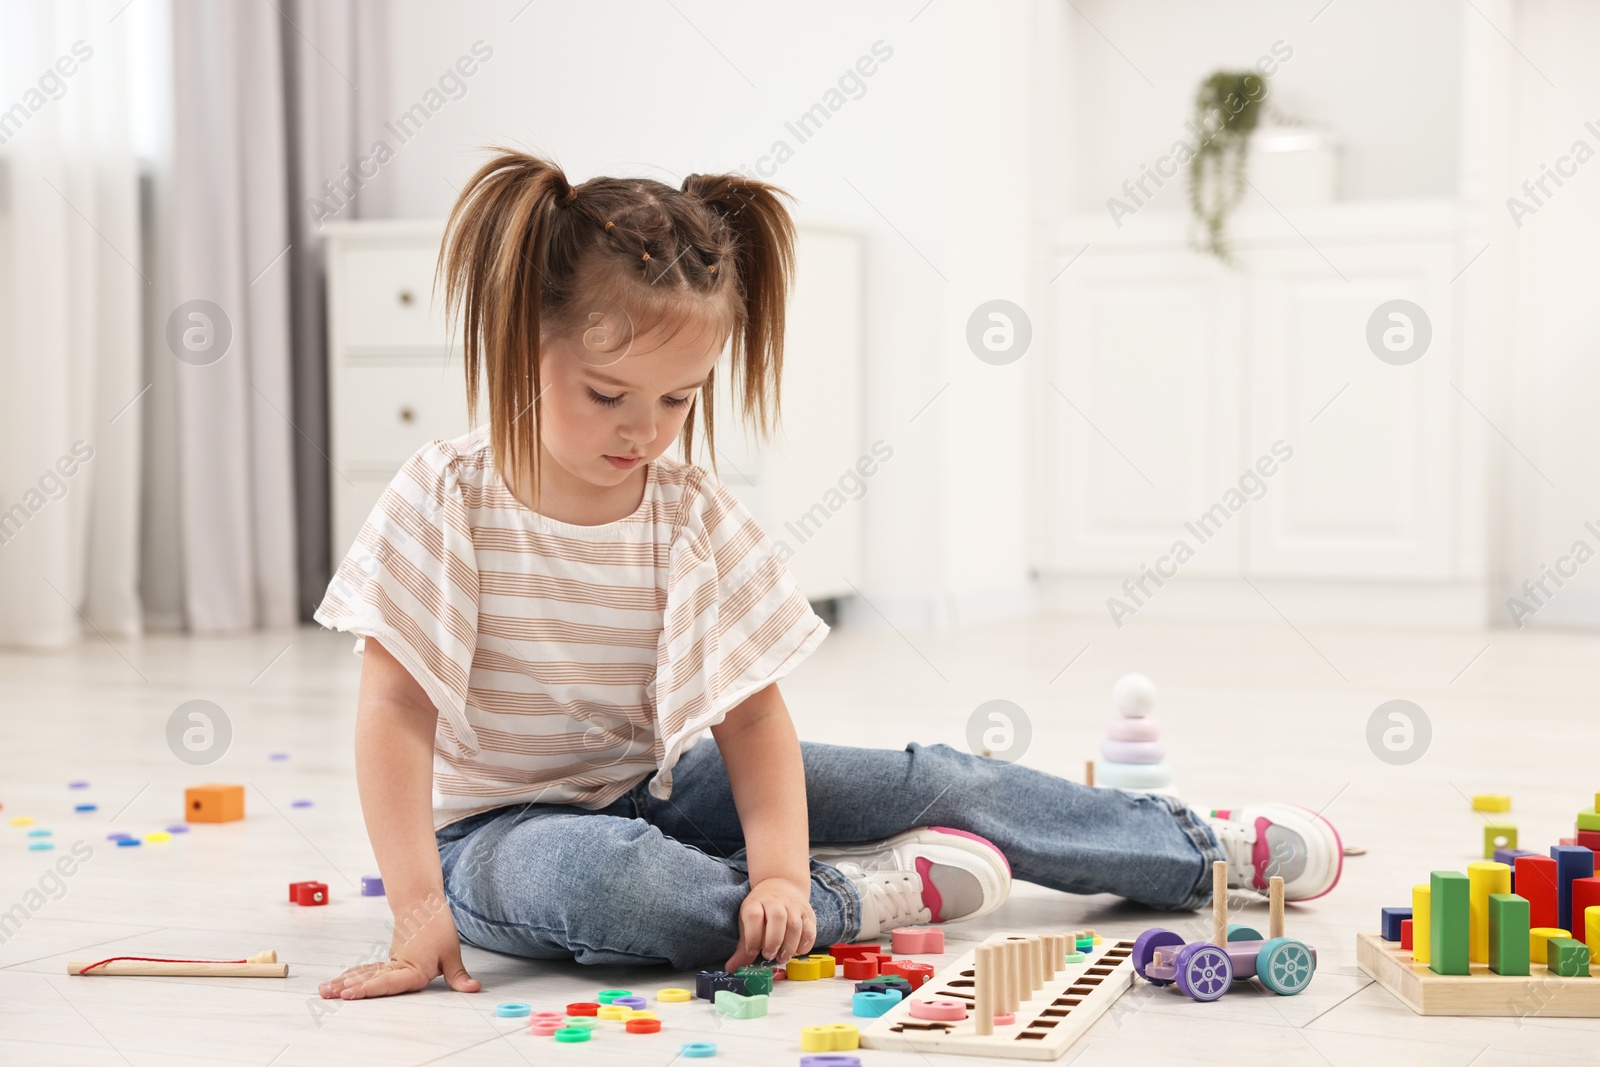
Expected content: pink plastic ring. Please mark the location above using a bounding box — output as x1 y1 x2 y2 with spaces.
908 998 969 1021
1106 715 1160 741
530 1021 561 1036
530 1012 564 1022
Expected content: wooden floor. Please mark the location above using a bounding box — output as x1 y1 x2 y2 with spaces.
2 613 1598 1066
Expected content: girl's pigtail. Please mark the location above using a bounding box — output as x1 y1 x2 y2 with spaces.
679 173 797 448
438 150 577 508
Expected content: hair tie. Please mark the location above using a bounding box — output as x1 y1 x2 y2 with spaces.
561 184 579 205
707 263 717 275
604 220 615 231
641 250 651 262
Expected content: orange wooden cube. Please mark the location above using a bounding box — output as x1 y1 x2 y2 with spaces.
185 784 244 823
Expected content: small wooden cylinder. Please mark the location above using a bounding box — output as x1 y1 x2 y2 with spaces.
1085 759 1096 787
1212 860 1229 948
1269 875 1285 939
973 943 995 1036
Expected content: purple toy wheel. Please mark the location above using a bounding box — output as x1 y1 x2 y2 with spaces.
1173 942 1233 1001
1130 928 1185 986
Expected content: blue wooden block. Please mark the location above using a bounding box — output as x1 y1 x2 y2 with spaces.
1381 907 1413 941
694 970 747 1001
1494 847 1539 867
1551 845 1596 933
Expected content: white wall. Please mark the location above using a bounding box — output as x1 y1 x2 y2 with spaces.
374 0 1038 628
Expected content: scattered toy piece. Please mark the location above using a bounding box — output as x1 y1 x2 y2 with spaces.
360 875 384 896
496 1003 531 1018
74 804 97 813
185 784 244 823
289 880 328 906
891 927 944 954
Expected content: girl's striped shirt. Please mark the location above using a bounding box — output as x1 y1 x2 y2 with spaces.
314 424 830 830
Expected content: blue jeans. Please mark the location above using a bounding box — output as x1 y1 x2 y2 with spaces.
434 740 1222 970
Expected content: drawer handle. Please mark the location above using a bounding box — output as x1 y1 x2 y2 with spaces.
398 407 416 423
397 289 414 306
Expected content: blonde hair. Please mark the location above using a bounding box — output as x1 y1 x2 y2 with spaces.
436 148 797 507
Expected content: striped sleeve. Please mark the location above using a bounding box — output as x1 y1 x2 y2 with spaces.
648 473 830 800
312 440 482 757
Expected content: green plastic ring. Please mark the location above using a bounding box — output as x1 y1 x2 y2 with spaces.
553 1027 592 1043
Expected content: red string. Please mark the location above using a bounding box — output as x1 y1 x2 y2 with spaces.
78 955 250 974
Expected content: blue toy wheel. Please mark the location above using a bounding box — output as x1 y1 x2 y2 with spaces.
1255 937 1315 995
1130 928 1185 985
1173 942 1233 1001
1226 923 1263 943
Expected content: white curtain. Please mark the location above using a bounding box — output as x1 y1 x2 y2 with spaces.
0 0 143 648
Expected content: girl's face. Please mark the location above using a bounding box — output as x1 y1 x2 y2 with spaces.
535 313 726 492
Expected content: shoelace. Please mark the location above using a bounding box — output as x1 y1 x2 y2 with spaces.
841 863 929 930
1206 817 1260 889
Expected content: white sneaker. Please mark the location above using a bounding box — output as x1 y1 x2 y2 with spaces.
1203 804 1343 901
811 827 1012 941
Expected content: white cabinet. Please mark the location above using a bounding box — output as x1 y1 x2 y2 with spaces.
1041 200 1483 621
323 219 863 602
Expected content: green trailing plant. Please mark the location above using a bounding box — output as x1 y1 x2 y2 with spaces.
1189 70 1268 265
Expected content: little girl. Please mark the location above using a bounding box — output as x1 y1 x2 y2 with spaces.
314 149 1342 1001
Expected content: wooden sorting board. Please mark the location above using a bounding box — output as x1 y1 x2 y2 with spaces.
1355 932 1600 1017
859 936 1137 1061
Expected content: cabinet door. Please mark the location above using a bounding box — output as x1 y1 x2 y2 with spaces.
1045 252 1245 574
1244 242 1454 578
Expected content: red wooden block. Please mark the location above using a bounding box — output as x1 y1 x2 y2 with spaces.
1572 877 1600 944
1578 829 1600 851
1400 918 1414 951
1515 856 1559 930
881 959 934 990
1560 837 1580 847
828 942 882 962
290 880 328 906
841 957 879 980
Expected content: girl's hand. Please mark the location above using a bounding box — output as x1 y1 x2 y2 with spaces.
319 897 481 999
725 876 816 971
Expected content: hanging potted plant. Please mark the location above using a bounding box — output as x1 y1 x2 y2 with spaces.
1188 70 1268 265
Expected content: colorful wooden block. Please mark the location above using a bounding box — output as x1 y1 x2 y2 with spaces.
880 959 934 990
1430 871 1470 975
805 953 837 978
1412 884 1432 965
1577 807 1600 832
851 990 900 1017
1586 905 1600 957
841 957 879 980
713 990 769 1018
855 977 912 995
734 965 773 996
1578 830 1600 851
1467 861 1511 964
1530 927 1570 966
1516 855 1560 929
1547 937 1590 978
1472 794 1511 812
289 880 328 906
1399 919 1413 951
828 943 882 962
891 927 945 954
1494 847 1540 877
800 1024 859 1052
1483 824 1517 859
1488 893 1530 976
360 875 384 896
184 784 244 823
1571 878 1600 945
1380 907 1412 942
786 957 823 981
695 970 747 999
1552 845 1596 932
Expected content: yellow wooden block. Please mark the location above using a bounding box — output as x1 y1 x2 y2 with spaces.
1468 862 1511 964
657 988 691 1002
805 953 836 978
9 816 34 826
143 831 172 843
1586 906 1600 957
786 956 823 981
1472 794 1511 813
1412 884 1432 964
800 1024 859 1052
1530 927 1569 965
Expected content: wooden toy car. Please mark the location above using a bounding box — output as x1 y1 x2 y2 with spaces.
1131 861 1317 1001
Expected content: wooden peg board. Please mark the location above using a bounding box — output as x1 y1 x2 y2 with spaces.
859 935 1137 1061
1356 932 1600 1016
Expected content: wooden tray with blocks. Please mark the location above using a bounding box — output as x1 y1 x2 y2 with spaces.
859 933 1137 1061
1355 932 1600 1017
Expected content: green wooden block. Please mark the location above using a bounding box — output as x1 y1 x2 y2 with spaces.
1547 937 1590 977
1579 808 1600 832
1483 823 1517 859
734 965 773 996
713 989 770 1018
1488 893 1530 976
1430 871 1471 975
